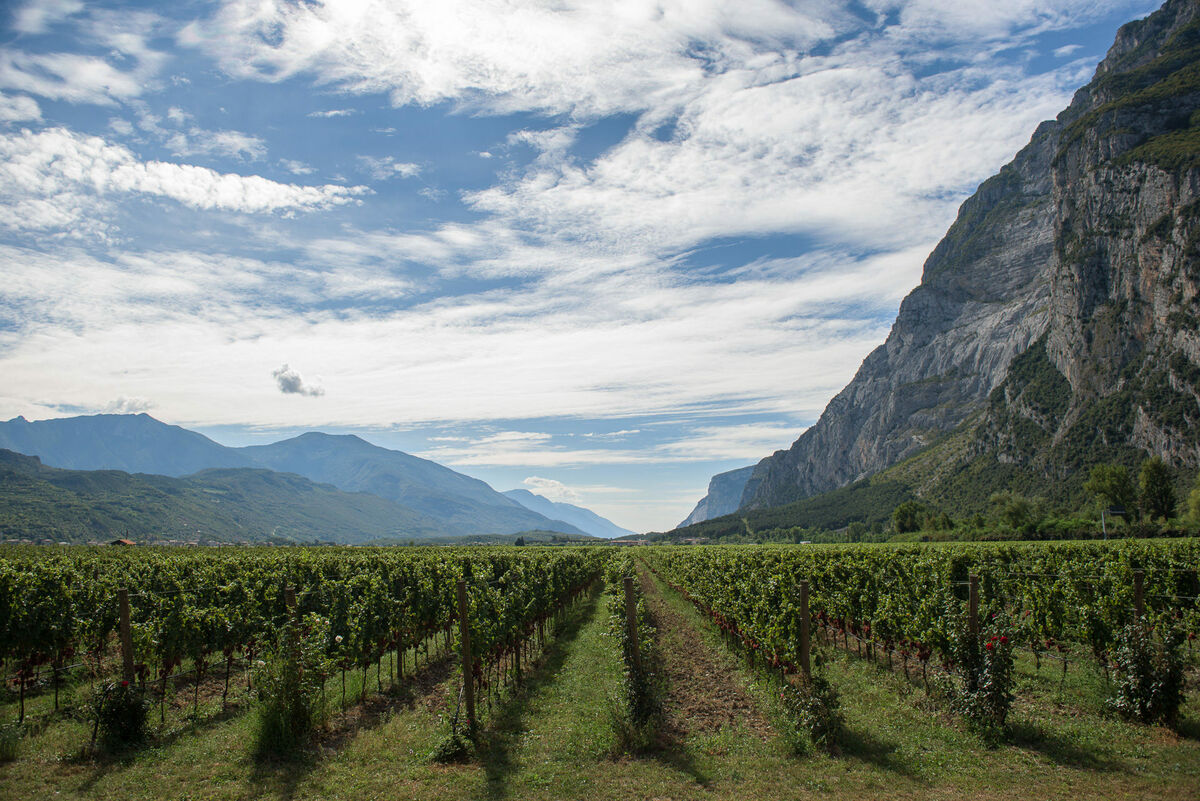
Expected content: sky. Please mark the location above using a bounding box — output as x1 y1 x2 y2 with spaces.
0 0 1162 533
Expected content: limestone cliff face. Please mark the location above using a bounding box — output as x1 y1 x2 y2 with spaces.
739 120 1058 510
732 0 1200 514
679 465 753 527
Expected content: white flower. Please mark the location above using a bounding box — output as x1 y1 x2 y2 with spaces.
334 635 343 643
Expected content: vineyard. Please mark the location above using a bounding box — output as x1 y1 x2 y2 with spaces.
2 541 1199 800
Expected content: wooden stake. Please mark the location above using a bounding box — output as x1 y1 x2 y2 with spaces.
623 576 642 673
118 588 134 683
968 574 980 637
457 580 476 728
1133 570 1144 621
799 580 811 678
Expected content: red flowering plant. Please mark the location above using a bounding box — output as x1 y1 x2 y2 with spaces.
946 605 1015 743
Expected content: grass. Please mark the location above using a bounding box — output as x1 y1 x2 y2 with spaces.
1 574 1198 800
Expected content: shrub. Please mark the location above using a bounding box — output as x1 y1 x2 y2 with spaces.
947 612 1015 742
91 680 150 748
1107 621 1185 725
252 613 332 755
0 721 22 762
779 652 842 751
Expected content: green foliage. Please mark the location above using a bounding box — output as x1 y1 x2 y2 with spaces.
0 721 23 762
1139 457 1177 521
91 680 150 748
603 557 663 752
892 501 926 533
947 613 1015 742
778 653 842 751
252 613 333 755
1084 464 1137 516
1107 621 1185 726
1188 477 1200 522
988 491 1042 533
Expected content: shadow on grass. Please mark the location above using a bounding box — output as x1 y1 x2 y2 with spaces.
836 724 923 779
244 652 457 800
473 587 601 801
644 725 710 788
1008 718 1124 772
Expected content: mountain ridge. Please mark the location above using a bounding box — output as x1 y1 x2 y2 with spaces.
501 488 638 538
0 414 586 537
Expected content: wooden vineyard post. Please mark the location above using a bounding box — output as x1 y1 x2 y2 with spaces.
623 577 642 673
457 580 476 729
968 574 980 637
118 588 134 683
799 580 811 679
1133 570 1145 621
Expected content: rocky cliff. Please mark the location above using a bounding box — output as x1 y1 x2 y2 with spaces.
731 0 1200 515
679 465 754 527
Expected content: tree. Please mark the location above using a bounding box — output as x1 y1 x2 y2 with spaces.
1138 457 1177 521
892 501 925 533
1189 476 1200 523
989 491 1040 532
514 536 526 547
1084 464 1136 517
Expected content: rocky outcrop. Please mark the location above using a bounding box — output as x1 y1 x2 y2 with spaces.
679 465 754 526
731 0 1200 514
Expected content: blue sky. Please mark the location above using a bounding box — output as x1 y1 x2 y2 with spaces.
0 0 1161 532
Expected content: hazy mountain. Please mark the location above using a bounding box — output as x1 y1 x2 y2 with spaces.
0 413 255 476
0 415 587 537
0 449 454 544
678 466 754 527
501 488 638 538
688 0 1200 522
239 433 587 537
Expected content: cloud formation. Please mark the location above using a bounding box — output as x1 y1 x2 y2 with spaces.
522 476 581 504
272 364 325 397
0 127 368 236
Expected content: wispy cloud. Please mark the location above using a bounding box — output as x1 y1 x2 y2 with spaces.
0 127 368 237
357 155 421 180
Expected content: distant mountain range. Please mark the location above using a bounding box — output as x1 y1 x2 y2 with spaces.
0 449 452 544
502 488 638 539
680 0 1200 532
0 413 633 542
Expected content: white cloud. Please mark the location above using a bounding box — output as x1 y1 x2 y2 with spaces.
1054 43 1083 57
0 127 368 236
307 108 356 117
279 158 316 175
0 51 147 106
0 93 41 122
273 364 325 397
183 0 845 118
357 155 422 180
12 0 84 34
522 476 581 503
103 396 154 414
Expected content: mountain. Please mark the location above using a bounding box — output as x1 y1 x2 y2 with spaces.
501 488 638 538
695 0 1200 522
0 413 255 476
678 466 755 527
0 415 588 537
0 449 454 544
238 433 587 537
